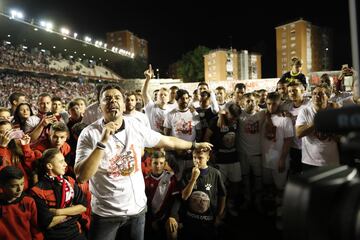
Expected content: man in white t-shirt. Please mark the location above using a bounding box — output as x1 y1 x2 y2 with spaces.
262 92 293 199
280 81 310 175
142 65 170 134
164 89 200 180
296 84 340 170
123 91 150 128
75 84 212 240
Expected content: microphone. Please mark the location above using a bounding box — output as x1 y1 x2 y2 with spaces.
314 105 360 133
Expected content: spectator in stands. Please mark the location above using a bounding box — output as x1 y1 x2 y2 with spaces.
0 107 11 121
31 148 87 240
67 101 83 131
25 93 58 145
74 97 87 116
180 148 226 240
233 83 246 107
0 119 41 191
51 96 69 123
8 92 26 115
74 84 212 240
0 166 43 240
12 103 34 131
279 57 307 89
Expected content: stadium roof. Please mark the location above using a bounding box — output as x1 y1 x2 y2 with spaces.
0 12 134 69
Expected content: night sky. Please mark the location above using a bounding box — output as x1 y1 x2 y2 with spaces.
3 0 353 77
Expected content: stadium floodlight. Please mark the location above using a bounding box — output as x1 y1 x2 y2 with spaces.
40 20 53 31
83 53 86 56
104 50 107 52
104 43 107 48
60 28 70 35
10 10 24 19
4 41 11 45
39 42 42 45
41 49 46 52
34 28 38 31
63 37 67 40
7 35 10 37
53 46 56 49
64 49 67 52
84 36 92 43
131 53 135 58
73 32 78 39
22 46 28 49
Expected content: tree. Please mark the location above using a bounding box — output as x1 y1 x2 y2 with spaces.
174 46 210 82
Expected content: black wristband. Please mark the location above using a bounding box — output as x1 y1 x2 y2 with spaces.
96 141 106 150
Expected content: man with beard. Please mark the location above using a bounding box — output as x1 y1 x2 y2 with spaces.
164 89 200 180
75 84 212 240
123 91 150 128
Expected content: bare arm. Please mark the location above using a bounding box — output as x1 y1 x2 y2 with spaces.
75 121 119 183
29 115 57 142
296 123 314 138
181 167 200 200
155 135 212 151
142 64 154 105
47 216 67 229
51 204 86 217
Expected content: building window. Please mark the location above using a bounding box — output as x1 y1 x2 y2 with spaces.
282 45 287 49
290 36 296 41
290 43 296 48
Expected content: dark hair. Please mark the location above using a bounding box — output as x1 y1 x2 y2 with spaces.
197 82 209 88
50 121 69 134
8 92 25 106
67 100 80 111
290 57 303 66
51 96 62 102
12 103 34 131
71 122 88 137
216 86 226 92
175 89 189 101
74 97 88 107
288 80 305 90
99 84 124 101
37 148 61 177
266 91 281 101
0 166 24 185
277 78 289 85
125 91 138 99
192 148 211 155
170 86 179 91
234 83 246 91
226 103 242 118
96 84 104 102
320 74 331 87
151 149 166 159
37 93 51 101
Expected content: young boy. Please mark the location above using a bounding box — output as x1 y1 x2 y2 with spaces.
0 166 43 240
31 148 87 240
180 148 226 240
144 149 179 240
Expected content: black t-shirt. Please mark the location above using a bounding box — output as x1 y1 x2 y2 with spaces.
195 107 217 141
209 117 239 164
180 167 226 225
280 71 307 88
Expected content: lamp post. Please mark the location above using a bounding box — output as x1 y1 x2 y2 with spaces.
156 68 159 79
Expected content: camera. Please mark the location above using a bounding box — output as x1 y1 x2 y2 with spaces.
283 105 360 240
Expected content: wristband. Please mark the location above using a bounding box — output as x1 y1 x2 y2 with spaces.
96 141 106 150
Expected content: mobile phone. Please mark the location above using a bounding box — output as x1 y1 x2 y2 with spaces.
9 129 24 140
46 112 53 116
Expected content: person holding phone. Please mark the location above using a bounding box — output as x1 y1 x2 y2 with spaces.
0 119 42 191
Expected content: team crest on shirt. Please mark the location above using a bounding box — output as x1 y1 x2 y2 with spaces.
205 183 212 191
108 145 139 177
175 119 192 135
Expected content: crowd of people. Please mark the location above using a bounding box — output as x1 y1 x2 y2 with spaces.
0 56 359 240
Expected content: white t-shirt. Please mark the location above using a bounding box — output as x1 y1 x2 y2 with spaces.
295 105 340 166
163 108 200 142
280 99 310 149
75 117 162 217
144 100 170 133
238 110 265 156
124 110 150 128
262 115 294 169
167 102 178 112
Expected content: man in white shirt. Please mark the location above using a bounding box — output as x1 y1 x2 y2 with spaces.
75 84 212 240
123 91 150 128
